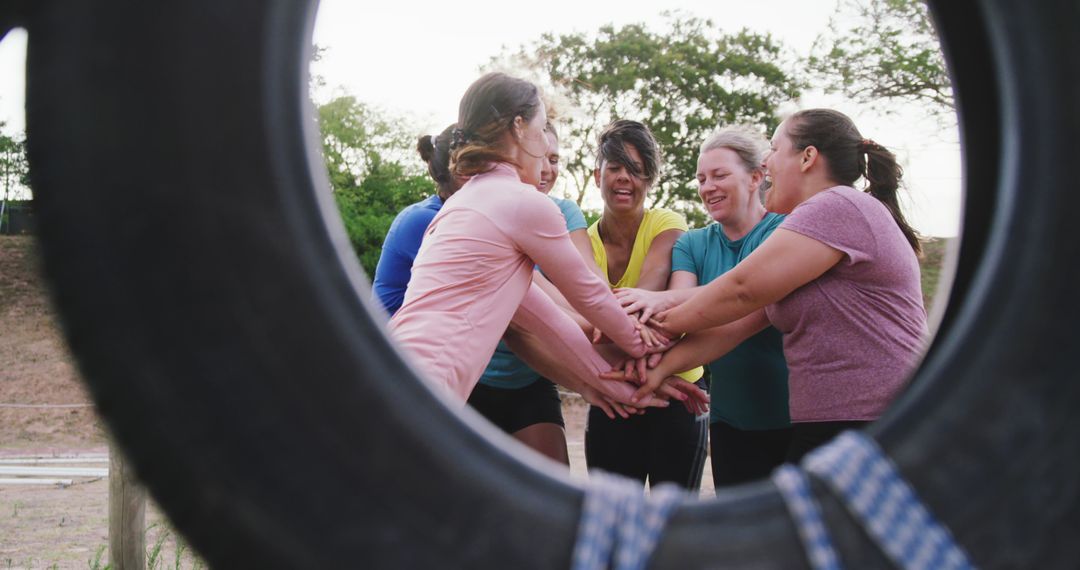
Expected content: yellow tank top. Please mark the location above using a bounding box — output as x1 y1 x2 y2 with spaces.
587 209 704 383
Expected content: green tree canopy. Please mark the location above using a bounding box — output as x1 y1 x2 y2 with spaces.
493 12 804 226
317 96 435 277
808 0 953 118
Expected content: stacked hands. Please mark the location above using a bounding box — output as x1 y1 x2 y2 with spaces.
585 288 709 420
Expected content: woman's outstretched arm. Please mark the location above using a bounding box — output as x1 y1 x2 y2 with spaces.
655 229 842 334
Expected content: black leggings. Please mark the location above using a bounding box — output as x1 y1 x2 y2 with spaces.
786 420 871 463
584 403 708 490
709 421 793 488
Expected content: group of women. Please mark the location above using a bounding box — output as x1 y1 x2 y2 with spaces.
371 71 927 491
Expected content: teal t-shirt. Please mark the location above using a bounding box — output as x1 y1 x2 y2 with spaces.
478 196 588 389
671 213 790 429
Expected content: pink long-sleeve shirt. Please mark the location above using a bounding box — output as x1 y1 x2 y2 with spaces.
388 163 646 400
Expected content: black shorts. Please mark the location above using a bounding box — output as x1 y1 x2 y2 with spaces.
466 378 565 435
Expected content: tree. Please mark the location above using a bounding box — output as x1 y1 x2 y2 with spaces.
492 12 804 226
316 96 434 277
0 123 30 233
807 0 953 117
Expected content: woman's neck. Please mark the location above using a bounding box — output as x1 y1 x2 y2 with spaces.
799 175 844 204
721 203 768 241
598 207 645 247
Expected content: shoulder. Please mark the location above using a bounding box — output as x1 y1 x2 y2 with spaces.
784 186 866 226
551 195 585 216
677 224 713 246
391 197 441 233
644 208 689 235
646 208 689 226
761 212 785 230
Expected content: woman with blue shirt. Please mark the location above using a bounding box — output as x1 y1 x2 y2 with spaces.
371 124 463 315
616 126 791 487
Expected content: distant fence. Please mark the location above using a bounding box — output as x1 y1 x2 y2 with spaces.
0 201 35 235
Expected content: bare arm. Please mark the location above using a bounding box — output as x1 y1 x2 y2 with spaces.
602 310 771 402
516 202 646 358
655 229 843 335
509 283 664 408
635 228 683 291
614 270 699 322
569 228 605 281
502 327 635 420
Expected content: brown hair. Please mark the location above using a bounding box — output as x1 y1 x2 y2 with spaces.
450 72 542 178
417 123 458 199
787 108 922 255
594 119 662 184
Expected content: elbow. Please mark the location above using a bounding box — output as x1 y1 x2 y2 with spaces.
730 273 762 311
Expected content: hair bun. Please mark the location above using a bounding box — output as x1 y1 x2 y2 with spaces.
417 135 436 163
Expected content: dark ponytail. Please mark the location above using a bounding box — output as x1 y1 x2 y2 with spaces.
417 123 458 199
788 109 922 256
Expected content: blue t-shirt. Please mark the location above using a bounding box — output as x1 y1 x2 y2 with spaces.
479 196 588 389
371 194 444 316
671 213 790 429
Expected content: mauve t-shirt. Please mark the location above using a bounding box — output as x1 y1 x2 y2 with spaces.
765 186 927 423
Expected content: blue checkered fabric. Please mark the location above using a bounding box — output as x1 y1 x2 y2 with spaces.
773 430 977 570
803 431 975 570
571 471 685 570
772 464 842 570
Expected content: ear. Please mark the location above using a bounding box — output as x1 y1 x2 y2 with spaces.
800 146 818 173
594 167 601 187
511 115 526 139
749 168 764 188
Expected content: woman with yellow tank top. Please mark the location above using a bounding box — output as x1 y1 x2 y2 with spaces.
583 120 708 490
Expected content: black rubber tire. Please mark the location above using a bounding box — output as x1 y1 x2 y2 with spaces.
8 0 1080 567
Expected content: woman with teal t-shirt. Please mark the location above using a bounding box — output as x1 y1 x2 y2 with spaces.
615 126 791 487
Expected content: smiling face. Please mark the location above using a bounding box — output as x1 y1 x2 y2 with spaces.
763 119 804 214
595 142 649 215
537 131 560 194
696 147 763 225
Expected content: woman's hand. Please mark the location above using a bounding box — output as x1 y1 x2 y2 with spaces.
614 288 674 323
579 385 644 419
600 364 709 415
658 377 709 416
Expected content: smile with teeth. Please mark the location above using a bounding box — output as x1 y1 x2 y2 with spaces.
707 195 727 205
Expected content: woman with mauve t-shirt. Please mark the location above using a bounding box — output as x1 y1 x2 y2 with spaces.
617 108 927 462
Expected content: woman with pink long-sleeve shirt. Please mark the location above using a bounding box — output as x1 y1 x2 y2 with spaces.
389 72 705 413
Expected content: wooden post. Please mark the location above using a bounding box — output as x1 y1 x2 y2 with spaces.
109 446 146 569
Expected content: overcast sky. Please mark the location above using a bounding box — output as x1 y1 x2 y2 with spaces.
0 1 962 235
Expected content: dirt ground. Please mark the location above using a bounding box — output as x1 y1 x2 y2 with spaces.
0 236 711 568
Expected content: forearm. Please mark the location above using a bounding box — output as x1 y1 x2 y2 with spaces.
654 310 770 378
660 276 761 334
502 326 596 396
526 236 644 357
569 229 605 281
510 284 648 404
533 270 574 312
533 271 591 334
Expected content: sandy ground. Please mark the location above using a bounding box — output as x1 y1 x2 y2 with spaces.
0 236 712 568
